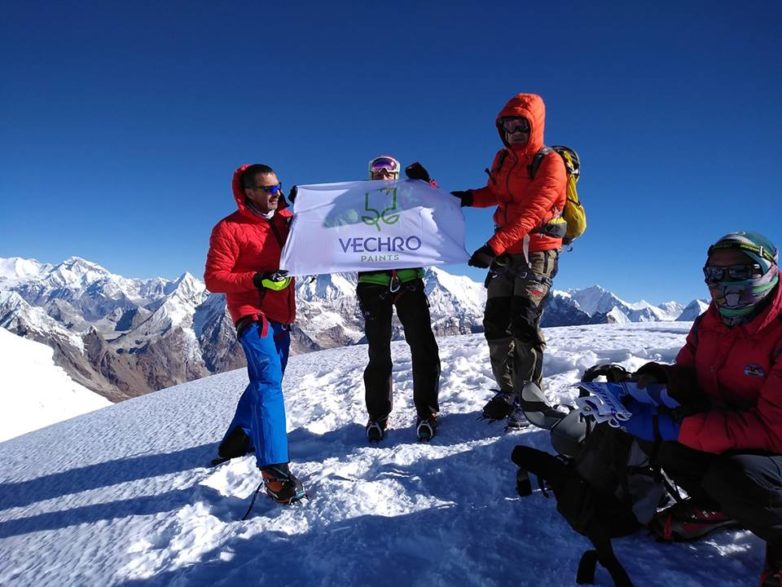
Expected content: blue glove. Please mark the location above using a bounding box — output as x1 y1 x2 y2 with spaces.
621 401 680 442
595 381 680 410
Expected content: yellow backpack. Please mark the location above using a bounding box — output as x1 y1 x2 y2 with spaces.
530 145 587 246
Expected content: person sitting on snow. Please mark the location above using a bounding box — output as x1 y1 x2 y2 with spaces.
621 231 782 585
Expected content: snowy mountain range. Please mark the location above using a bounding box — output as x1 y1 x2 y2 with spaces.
0 323 760 586
0 256 708 402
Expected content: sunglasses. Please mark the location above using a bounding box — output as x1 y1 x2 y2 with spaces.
251 183 283 195
703 263 763 283
500 118 530 134
369 157 400 174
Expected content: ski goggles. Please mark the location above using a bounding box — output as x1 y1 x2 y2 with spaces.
703 263 763 284
369 156 400 175
708 236 778 272
499 117 530 134
252 183 283 195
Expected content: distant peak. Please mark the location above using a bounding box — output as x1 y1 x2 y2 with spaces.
0 257 47 281
584 284 609 293
63 256 95 266
58 256 110 274
174 272 198 284
169 272 206 297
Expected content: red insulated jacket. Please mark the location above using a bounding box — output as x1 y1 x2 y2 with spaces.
204 165 296 325
470 93 567 256
673 278 782 454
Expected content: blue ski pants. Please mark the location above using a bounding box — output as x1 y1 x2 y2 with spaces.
221 319 290 468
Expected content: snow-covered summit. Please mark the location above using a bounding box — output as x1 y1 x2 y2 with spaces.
0 323 758 586
658 300 685 318
0 257 51 285
0 327 109 441
569 285 624 315
0 255 706 400
46 256 116 290
678 299 711 321
569 285 688 322
296 272 357 304
170 272 206 300
426 266 485 319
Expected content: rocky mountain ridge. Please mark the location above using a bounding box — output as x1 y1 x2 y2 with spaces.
0 256 707 401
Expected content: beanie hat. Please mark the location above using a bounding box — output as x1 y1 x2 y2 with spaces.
708 231 778 274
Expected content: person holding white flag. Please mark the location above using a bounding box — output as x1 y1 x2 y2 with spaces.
280 157 467 441
204 163 305 505
357 155 441 443
452 93 567 430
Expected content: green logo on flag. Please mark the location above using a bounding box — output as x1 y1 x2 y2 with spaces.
362 187 399 232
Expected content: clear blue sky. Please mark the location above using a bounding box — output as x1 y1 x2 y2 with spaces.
2 0 780 304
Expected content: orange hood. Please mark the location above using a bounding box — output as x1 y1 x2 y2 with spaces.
496 93 546 155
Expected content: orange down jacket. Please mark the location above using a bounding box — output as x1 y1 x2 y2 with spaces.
673 279 782 454
470 93 567 256
204 164 296 325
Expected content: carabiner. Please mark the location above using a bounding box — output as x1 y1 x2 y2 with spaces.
389 274 401 293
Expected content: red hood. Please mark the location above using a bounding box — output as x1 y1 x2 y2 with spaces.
231 164 290 219
496 93 546 155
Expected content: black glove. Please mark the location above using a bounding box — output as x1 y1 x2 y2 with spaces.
405 162 431 182
288 185 298 203
582 363 632 383
633 362 669 388
468 245 496 268
253 270 289 289
451 190 473 207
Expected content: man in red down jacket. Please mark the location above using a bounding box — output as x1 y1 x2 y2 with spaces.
451 92 567 429
622 231 782 585
204 163 304 505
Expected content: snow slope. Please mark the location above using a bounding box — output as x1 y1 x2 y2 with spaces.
0 323 761 586
0 327 110 442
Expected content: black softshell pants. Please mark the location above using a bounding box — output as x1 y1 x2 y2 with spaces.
357 279 440 422
656 441 782 563
483 250 558 394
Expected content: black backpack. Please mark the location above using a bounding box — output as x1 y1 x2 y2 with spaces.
512 365 677 587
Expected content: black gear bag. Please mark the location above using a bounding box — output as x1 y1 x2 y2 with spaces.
512 364 676 587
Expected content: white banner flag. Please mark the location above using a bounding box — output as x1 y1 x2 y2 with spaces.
280 179 468 276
